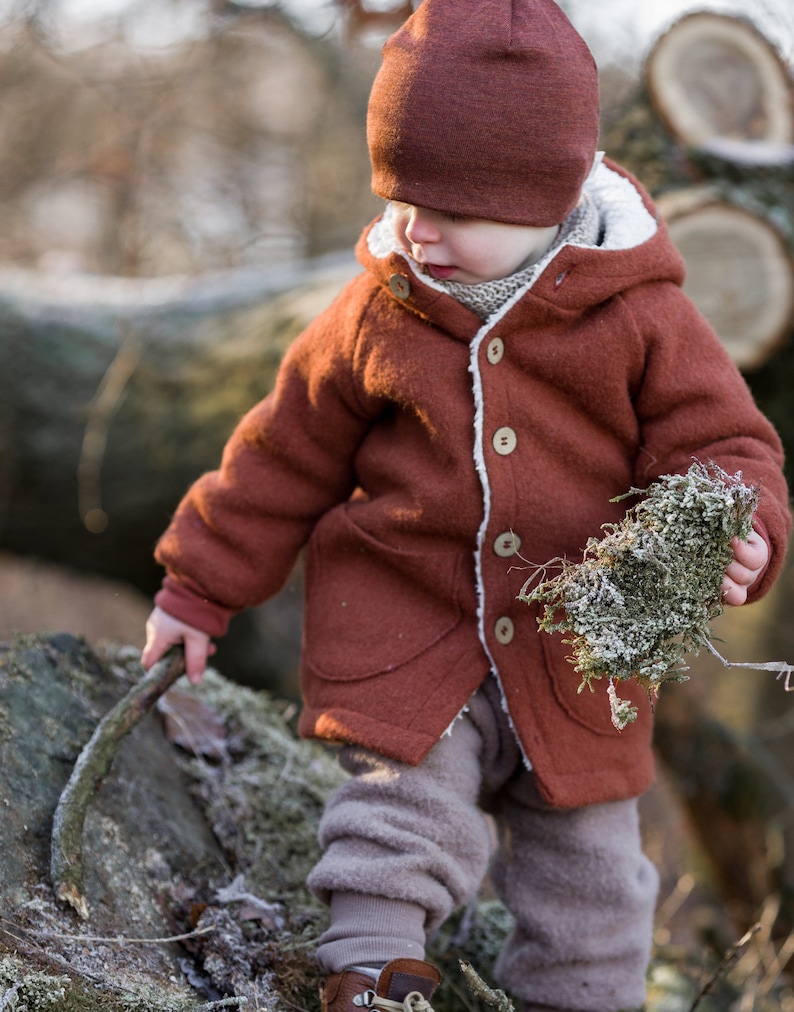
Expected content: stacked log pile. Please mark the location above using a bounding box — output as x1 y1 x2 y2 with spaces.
603 12 794 462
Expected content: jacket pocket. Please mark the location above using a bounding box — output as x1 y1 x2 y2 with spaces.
304 505 464 681
539 620 649 737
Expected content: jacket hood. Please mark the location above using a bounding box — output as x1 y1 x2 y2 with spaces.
358 158 687 327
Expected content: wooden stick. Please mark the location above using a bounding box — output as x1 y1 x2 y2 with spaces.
688 923 762 1012
50 648 186 919
458 961 515 1012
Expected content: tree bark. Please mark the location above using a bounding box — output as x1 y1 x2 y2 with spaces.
0 256 357 595
0 632 513 1011
0 633 228 1008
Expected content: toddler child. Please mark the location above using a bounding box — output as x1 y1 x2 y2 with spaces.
142 1 791 1009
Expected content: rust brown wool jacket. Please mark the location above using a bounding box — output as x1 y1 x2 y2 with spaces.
155 160 791 809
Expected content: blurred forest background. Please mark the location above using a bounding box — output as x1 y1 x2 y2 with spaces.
1 0 794 1007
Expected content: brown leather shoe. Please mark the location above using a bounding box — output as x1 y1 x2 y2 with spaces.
320 958 442 1012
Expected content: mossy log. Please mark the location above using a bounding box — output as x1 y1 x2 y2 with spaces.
0 633 232 1009
0 256 357 595
5 630 776 1010
0 632 516 1011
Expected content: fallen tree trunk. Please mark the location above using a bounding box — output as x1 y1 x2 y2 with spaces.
0 256 358 595
600 9 794 498
3 632 792 1008
0 257 357 690
0 632 514 1011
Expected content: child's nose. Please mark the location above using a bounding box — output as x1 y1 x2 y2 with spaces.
405 209 440 244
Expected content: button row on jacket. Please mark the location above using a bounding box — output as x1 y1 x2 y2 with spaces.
494 616 514 645
493 426 517 455
494 530 521 558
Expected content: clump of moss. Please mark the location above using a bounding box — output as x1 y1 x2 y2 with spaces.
519 460 759 730
177 669 346 902
0 957 70 1010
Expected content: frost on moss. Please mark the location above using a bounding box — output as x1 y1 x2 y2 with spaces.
519 461 759 730
0 949 224 1012
0 957 70 1010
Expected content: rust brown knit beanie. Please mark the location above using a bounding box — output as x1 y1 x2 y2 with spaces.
367 0 600 227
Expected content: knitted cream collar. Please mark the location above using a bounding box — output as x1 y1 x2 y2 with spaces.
368 160 659 321
436 193 602 319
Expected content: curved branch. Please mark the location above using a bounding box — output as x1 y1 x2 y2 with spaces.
50 648 186 919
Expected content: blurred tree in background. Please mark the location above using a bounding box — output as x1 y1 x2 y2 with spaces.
0 0 384 275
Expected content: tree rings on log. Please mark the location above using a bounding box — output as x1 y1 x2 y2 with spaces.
658 188 794 369
646 12 794 146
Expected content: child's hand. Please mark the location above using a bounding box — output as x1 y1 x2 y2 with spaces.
141 606 215 685
721 530 769 606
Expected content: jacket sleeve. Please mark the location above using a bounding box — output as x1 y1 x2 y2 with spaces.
627 280 791 602
154 278 386 636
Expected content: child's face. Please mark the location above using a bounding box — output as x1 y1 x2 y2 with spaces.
391 202 561 285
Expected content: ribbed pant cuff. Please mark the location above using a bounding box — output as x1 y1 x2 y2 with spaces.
315 892 428 974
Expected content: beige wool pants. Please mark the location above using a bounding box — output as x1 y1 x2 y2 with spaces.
307 675 658 1012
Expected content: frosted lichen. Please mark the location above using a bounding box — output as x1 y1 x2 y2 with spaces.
519 460 759 730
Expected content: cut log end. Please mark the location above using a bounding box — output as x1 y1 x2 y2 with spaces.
646 12 794 146
658 191 794 369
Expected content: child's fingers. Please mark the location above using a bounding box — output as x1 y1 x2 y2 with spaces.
730 531 767 571
141 628 169 670
142 610 177 669
142 607 212 683
720 577 748 607
721 531 769 606
140 642 162 671
723 556 755 588
142 632 208 683
183 634 210 685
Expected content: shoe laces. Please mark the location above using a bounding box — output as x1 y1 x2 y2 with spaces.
353 989 435 1012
